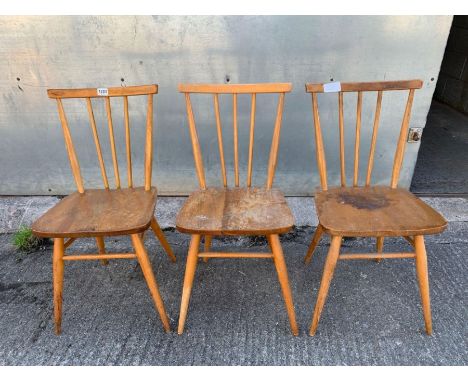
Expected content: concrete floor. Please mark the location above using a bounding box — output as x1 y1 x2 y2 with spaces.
0 219 467 365
411 101 468 195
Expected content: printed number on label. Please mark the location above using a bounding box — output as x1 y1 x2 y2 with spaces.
97 88 109 96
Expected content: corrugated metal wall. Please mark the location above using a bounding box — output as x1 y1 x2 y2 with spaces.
0 16 452 195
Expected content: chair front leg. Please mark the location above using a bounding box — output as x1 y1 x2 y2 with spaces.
131 233 171 332
178 234 201 334
151 217 176 263
53 238 65 334
309 235 342 336
269 234 298 336
414 235 432 335
304 224 324 265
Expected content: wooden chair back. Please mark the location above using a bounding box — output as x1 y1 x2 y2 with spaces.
47 85 158 193
305 80 423 190
178 83 292 190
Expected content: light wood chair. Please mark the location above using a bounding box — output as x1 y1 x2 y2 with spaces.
176 83 298 335
32 85 175 334
304 80 447 335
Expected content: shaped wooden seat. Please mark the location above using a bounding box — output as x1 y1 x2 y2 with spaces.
304 80 447 336
176 187 294 235
32 85 175 334
32 187 158 238
176 83 298 335
315 186 446 237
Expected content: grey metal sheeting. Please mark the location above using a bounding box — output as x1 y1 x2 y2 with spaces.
0 16 452 195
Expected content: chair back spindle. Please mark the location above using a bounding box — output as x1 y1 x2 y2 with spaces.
213 94 227 187
123 95 133 188
85 97 109 189
179 83 292 190
305 80 422 189
247 94 256 187
47 85 158 193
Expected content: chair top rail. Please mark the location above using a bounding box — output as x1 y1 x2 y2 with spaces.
305 80 423 93
178 83 292 94
47 84 158 99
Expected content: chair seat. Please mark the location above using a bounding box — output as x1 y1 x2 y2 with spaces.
176 187 294 235
315 186 447 237
32 187 158 238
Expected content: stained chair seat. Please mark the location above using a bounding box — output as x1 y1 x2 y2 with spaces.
32 187 158 238
176 187 295 235
315 186 447 237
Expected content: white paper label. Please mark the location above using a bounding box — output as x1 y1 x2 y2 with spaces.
97 88 109 96
323 82 341 93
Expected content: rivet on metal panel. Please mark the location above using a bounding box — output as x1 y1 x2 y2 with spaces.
408 127 423 143
16 77 23 91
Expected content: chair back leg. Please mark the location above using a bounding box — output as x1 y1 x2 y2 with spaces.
304 224 324 265
95 237 109 265
375 237 384 263
150 217 176 263
203 235 212 263
131 233 171 332
269 234 299 335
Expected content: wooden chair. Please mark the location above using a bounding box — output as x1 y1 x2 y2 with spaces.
32 85 176 334
304 80 447 335
176 83 298 335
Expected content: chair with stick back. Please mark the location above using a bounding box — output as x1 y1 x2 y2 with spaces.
304 80 447 335
176 83 298 335
32 84 175 334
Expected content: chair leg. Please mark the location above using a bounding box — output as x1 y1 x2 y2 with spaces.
269 234 299 336
266 236 276 262
375 237 384 263
150 217 176 263
203 235 212 263
267 235 273 252
53 238 65 335
309 235 342 336
414 235 433 335
178 234 201 334
95 237 109 265
130 234 171 332
304 224 324 265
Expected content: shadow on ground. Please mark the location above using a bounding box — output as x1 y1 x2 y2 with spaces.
411 101 468 194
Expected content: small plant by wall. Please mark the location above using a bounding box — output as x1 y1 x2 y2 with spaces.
12 226 50 252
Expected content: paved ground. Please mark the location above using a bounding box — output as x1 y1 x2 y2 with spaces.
411 101 468 195
0 216 466 365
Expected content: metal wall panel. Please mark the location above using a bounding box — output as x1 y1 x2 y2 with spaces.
0 16 452 195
